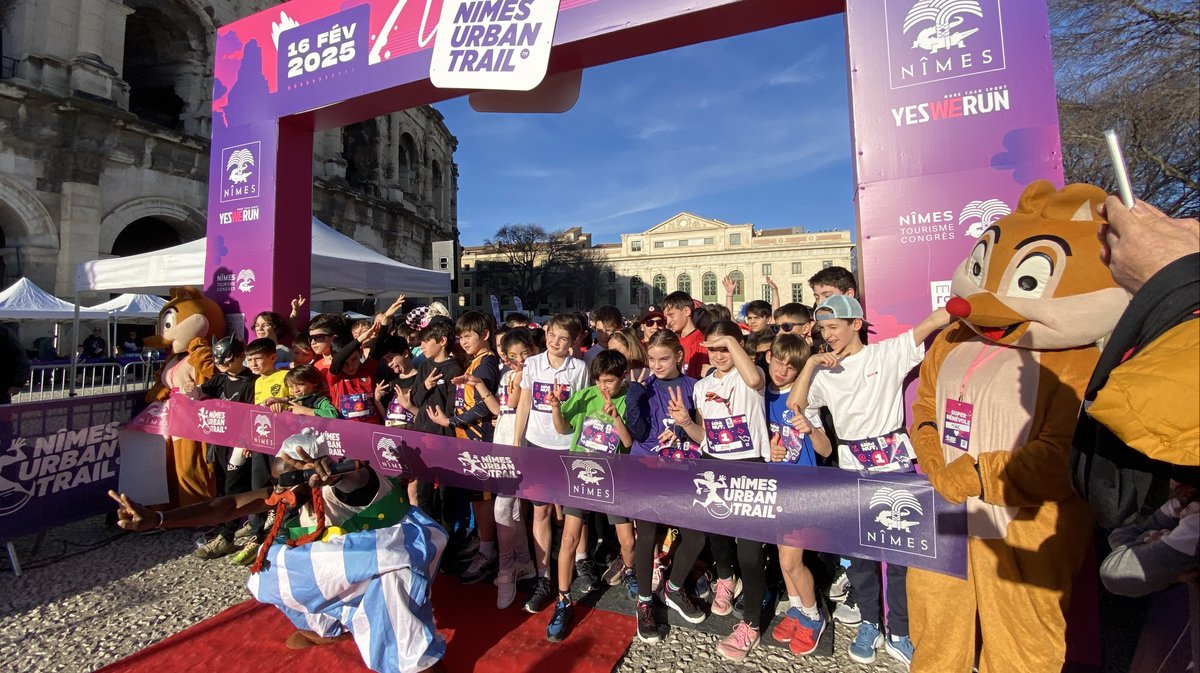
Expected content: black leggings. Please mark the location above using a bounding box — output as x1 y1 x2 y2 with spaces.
633 520 706 600
710 533 769 629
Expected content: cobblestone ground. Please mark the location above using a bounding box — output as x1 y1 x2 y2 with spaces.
0 518 905 673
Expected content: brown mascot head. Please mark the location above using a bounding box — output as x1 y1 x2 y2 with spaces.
946 180 1128 350
143 287 226 354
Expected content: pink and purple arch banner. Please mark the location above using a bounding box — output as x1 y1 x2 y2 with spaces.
206 0 1061 341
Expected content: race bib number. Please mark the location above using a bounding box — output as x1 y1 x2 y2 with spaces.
339 392 375 419
770 421 811 464
532 382 569 413
656 418 702 461
846 432 914 473
703 415 753 455
578 414 620 454
386 396 414 425
942 399 973 452
454 384 467 414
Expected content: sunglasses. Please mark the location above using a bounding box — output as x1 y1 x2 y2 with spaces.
771 322 805 334
645 319 665 327
309 333 334 341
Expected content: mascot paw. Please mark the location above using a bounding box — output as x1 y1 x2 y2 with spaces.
929 454 982 504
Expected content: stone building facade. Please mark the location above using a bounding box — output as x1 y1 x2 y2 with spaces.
0 0 458 309
459 213 855 318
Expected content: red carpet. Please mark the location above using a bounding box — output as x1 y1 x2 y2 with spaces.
98 577 634 673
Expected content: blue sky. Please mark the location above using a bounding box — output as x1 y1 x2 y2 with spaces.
433 14 856 247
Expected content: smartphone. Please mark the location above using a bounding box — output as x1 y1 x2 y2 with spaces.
1104 129 1135 208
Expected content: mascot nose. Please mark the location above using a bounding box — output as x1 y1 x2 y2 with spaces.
946 296 972 318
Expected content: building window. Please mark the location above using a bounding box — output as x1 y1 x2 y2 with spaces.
653 241 664 249
607 270 617 283
730 233 742 246
729 270 744 302
702 272 718 303
677 273 692 296
762 285 772 303
653 275 667 304
607 288 617 305
762 263 771 276
791 284 804 304
823 260 833 269
476 293 484 306
704 237 715 245
791 261 802 275
631 240 642 252
630 276 643 306
463 277 471 288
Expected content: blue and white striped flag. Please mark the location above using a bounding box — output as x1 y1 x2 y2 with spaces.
247 508 448 673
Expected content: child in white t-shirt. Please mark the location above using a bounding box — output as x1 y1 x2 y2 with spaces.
513 314 592 614
789 294 951 668
670 319 771 661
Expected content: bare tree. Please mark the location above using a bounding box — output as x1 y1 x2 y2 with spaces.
1051 1 1199 217
474 224 613 311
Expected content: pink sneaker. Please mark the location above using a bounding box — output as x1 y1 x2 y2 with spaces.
717 621 759 661
710 575 742 616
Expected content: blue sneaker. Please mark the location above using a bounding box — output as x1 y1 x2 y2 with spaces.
848 621 883 664
546 596 573 642
885 633 914 669
622 569 639 600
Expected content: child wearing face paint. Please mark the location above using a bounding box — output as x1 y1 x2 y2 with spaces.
544 349 640 643
624 329 710 643
670 319 771 662
787 294 951 667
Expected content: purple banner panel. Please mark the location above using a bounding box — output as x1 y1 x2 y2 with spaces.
846 0 1063 339
147 395 968 577
0 393 142 543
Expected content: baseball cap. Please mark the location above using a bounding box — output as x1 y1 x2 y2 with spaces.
814 295 867 322
638 305 665 323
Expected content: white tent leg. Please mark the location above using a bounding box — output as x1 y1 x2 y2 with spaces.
6 541 20 576
69 293 80 396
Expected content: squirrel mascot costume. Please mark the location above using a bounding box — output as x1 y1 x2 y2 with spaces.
907 181 1129 673
144 287 225 507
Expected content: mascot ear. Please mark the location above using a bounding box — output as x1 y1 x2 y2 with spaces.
1015 179 1057 215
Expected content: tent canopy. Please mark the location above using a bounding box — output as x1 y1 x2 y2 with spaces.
74 217 451 300
86 293 168 321
0 278 106 321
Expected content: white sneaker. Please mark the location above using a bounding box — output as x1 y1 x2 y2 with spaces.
496 581 517 609
833 599 862 626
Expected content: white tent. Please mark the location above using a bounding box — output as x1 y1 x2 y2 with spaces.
86 293 168 321
0 278 106 321
74 217 451 299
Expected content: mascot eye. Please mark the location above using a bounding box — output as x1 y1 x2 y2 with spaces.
967 242 987 286
160 308 178 333
1008 253 1053 299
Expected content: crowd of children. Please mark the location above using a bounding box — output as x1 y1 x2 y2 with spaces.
185 266 956 669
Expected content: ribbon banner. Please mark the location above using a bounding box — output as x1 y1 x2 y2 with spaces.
0 393 142 542
139 395 968 577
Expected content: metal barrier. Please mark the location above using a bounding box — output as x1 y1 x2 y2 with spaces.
12 361 155 403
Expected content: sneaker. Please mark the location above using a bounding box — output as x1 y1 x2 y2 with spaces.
523 577 555 613
621 569 640 601
575 558 600 592
496 581 517 610
848 621 884 664
602 557 626 585
455 535 480 560
650 553 670 593
233 521 258 543
710 576 742 617
771 607 802 643
635 599 660 643
661 584 706 624
716 621 759 661
884 634 914 669
546 597 573 642
833 597 862 626
828 567 850 603
460 552 498 584
193 535 236 559
787 607 827 657
229 540 260 566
